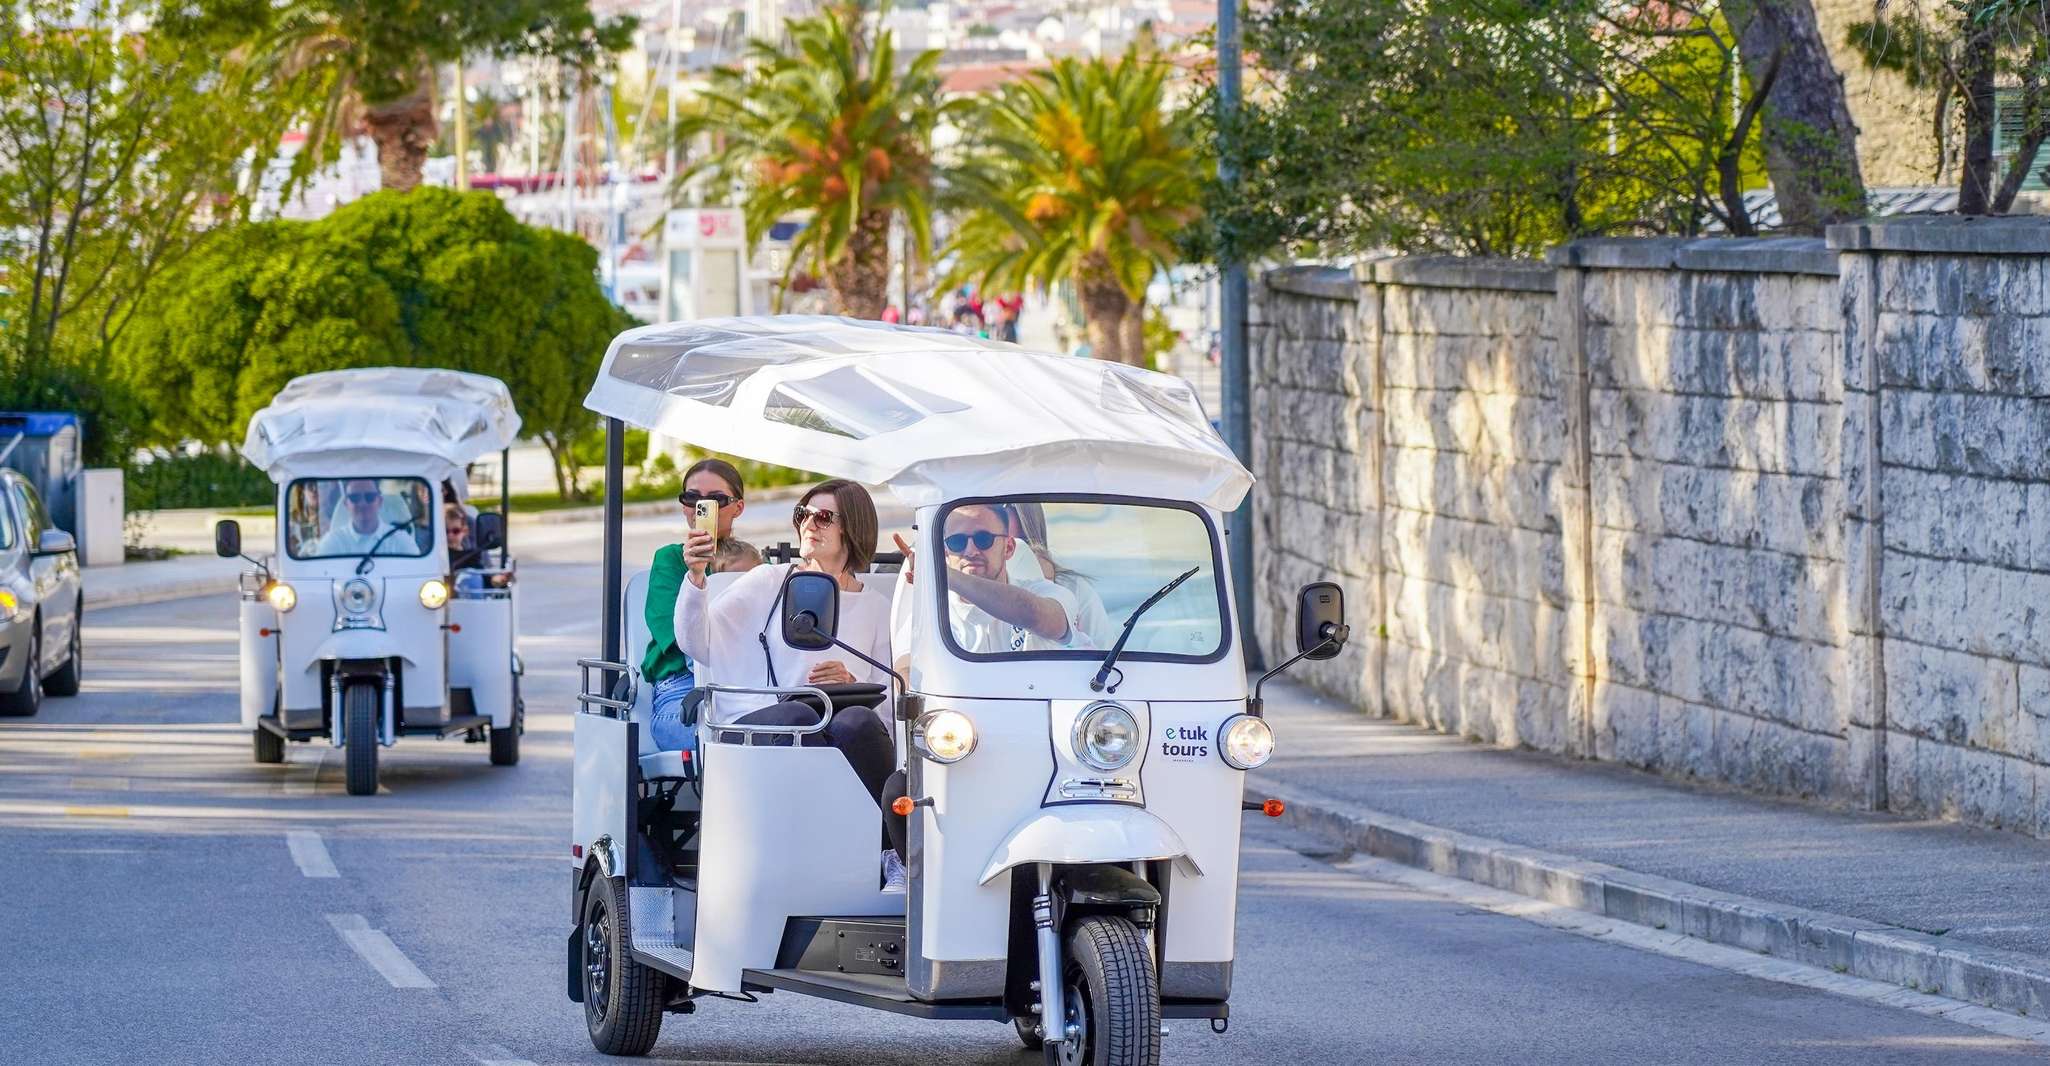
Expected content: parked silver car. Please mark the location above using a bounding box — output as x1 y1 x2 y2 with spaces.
0 468 82 715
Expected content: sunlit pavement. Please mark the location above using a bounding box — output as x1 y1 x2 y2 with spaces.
0 516 2041 1065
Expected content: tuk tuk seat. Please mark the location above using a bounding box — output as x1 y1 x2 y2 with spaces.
624 567 747 781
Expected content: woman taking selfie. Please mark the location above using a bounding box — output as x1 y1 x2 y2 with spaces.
644 458 759 751
672 478 902 888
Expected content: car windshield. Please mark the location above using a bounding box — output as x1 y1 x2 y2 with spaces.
934 498 1226 662
284 477 434 560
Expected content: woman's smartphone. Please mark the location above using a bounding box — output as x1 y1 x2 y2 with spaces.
693 499 719 543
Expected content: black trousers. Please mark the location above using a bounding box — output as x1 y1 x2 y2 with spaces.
728 702 900 853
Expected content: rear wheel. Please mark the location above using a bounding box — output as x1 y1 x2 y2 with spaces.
43 603 81 696
0 625 42 717
253 725 285 764
1046 915 1161 1066
582 875 665 1056
343 680 379 796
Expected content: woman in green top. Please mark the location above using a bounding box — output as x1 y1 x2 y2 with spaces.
646 457 758 750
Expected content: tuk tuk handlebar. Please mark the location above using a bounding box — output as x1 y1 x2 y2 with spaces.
696 683 836 743
576 658 634 718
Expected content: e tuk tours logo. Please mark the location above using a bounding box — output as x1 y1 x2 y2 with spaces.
1161 724 1209 760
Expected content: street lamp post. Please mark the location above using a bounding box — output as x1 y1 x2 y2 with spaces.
1217 0 1258 667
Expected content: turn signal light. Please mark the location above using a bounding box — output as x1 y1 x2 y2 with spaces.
0 589 17 615
1262 799 1286 818
892 796 916 817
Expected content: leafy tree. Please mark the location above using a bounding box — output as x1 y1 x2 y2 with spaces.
116 189 633 497
668 5 955 318
181 0 632 192
944 45 1202 365
1849 0 2050 213
0 0 304 464
1203 0 1820 260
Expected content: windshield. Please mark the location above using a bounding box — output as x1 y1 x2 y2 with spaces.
935 498 1227 662
284 477 434 560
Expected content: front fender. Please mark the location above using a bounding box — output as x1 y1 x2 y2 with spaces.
979 805 1200 886
308 629 421 667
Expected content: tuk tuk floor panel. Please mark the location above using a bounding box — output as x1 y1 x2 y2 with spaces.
741 968 1008 1021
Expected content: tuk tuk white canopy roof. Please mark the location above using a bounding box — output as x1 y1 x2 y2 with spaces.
240 367 523 483
582 316 1252 510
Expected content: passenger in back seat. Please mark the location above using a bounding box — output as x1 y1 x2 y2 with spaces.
676 479 901 886
645 458 758 751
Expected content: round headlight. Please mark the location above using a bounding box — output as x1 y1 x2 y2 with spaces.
338 578 376 616
264 581 297 613
1073 702 1140 771
419 578 450 610
914 709 977 763
1219 713 1275 770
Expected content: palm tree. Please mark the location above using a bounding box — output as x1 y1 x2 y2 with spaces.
943 45 1202 365
669 7 954 318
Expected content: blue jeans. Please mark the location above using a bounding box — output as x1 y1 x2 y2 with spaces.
649 672 697 751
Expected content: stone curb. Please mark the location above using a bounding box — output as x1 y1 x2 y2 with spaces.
1249 774 2050 1020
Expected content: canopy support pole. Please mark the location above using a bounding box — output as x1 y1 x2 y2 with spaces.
602 418 624 665
499 447 511 568
1218 0 1260 669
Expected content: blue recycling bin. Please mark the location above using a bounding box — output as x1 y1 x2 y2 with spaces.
0 411 82 533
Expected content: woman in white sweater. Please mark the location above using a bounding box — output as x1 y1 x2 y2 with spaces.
675 478 902 885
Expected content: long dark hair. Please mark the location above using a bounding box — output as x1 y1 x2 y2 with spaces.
800 479 877 573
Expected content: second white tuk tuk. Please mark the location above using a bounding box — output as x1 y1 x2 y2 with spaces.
216 367 527 796
568 318 1348 1064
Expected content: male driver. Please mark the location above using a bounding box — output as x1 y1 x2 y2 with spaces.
893 502 1089 653
313 479 406 556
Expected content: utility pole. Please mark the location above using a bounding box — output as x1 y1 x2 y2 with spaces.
1217 0 1258 667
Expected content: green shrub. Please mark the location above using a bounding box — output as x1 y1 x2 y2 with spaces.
127 450 273 510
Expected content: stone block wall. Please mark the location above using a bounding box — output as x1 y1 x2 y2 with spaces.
1248 218 2050 837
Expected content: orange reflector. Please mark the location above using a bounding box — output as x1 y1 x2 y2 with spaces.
1262 799 1286 818
258 628 273 637
448 624 461 633
572 844 583 858
891 796 916 817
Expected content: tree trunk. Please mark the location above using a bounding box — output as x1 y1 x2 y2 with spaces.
1120 303 1148 368
540 432 576 500
1723 0 1868 232
363 81 438 193
1958 29 1998 215
826 208 892 319
1075 253 1135 363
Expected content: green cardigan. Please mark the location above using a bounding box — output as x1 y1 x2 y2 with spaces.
640 544 694 683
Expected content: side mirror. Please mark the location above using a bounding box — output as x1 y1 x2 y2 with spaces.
214 519 242 559
781 570 840 652
473 512 505 552
36 530 76 556
1297 582 1346 660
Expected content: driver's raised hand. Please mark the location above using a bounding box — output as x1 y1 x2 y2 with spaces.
683 527 716 587
892 532 916 585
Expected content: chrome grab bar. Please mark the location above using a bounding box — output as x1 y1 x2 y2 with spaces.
576 658 634 717
697 683 835 745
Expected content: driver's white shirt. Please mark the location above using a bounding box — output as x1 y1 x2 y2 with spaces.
948 576 1088 653
313 521 411 557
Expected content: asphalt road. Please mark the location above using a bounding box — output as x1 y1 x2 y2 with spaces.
0 513 2040 1065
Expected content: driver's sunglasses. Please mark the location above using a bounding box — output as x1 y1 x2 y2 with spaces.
792 504 839 529
943 530 1002 555
679 490 736 509
346 491 381 504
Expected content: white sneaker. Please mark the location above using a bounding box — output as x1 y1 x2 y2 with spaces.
882 849 907 892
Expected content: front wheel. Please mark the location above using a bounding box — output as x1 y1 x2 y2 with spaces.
43 603 81 697
0 625 42 716
1046 915 1161 1066
490 687 522 767
582 875 665 1056
343 680 380 796
253 725 285 764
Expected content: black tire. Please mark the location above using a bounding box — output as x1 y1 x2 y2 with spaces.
43 603 81 697
343 680 380 796
0 624 42 717
490 687 521 766
582 875 665 1056
1015 1016 1046 1050
254 725 285 764
1044 915 1161 1066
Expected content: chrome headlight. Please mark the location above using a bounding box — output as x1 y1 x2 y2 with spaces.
913 709 977 763
1073 701 1140 772
1218 713 1275 770
263 581 297 613
418 578 449 609
337 578 376 616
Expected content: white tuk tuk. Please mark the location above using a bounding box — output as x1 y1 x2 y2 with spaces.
215 368 527 796
568 318 1348 1064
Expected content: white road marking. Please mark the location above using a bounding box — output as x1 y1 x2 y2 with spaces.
1336 854 2050 1046
287 830 338 878
460 1044 539 1066
325 913 436 989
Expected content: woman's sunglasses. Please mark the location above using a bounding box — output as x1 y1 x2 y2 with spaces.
679 490 737 508
793 504 840 528
943 530 1003 554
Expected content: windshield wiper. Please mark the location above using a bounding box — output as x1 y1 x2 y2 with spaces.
355 520 416 575
1089 565 1200 694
